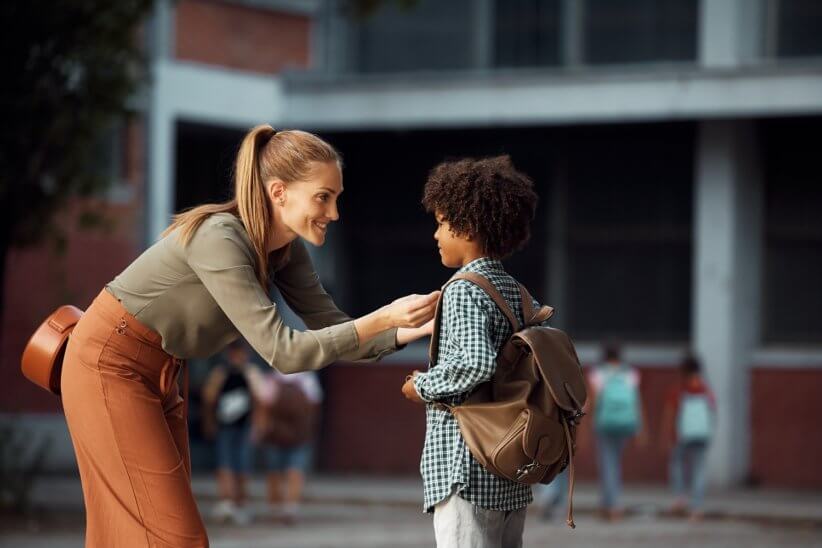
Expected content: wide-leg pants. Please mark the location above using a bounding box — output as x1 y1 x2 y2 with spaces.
61 289 208 547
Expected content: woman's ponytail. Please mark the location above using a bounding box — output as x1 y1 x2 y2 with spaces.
235 124 276 285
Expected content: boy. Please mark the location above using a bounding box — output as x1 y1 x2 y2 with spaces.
401 155 539 548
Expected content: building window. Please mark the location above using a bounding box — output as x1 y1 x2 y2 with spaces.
343 0 474 73
583 0 697 65
770 0 822 58
494 0 562 68
761 118 822 343
562 124 695 342
175 121 243 212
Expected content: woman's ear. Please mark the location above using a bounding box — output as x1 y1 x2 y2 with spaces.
267 179 287 206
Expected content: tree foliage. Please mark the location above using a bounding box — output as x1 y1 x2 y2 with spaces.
0 0 154 253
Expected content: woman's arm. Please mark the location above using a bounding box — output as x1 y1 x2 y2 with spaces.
187 223 436 372
275 240 437 361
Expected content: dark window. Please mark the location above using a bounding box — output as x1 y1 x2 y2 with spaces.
584 0 697 65
775 0 822 58
320 127 551 316
563 124 695 341
175 121 243 212
494 0 561 68
345 0 474 73
761 118 822 343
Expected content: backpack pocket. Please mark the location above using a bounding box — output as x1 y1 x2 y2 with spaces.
490 408 566 484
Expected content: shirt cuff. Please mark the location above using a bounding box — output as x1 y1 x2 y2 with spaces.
323 321 359 358
366 327 402 361
413 373 432 402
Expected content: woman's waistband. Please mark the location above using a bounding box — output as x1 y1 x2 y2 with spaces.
93 288 165 349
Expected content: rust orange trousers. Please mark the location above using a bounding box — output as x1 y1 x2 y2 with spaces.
62 289 208 547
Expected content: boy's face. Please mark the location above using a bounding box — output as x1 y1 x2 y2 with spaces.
434 213 480 268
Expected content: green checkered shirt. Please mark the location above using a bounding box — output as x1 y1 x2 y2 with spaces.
414 257 534 513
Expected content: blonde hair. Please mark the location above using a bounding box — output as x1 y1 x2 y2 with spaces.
162 125 340 286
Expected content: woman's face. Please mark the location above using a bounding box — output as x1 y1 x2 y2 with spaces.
276 161 343 247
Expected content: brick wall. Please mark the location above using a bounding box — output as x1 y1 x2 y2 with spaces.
175 0 311 74
318 362 822 488
751 368 822 488
318 363 678 481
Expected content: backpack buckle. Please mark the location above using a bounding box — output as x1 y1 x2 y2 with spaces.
516 460 539 480
568 409 586 426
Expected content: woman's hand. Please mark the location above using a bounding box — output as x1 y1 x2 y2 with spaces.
396 318 435 346
383 291 440 328
352 291 440 350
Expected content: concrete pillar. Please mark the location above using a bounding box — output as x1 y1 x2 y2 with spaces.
693 120 763 486
699 0 767 68
146 0 175 244
559 0 584 67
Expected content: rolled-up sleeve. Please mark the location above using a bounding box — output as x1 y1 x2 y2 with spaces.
414 281 496 401
186 221 359 373
274 240 400 363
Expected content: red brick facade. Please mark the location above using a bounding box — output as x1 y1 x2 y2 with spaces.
751 368 822 488
175 0 311 74
319 362 822 488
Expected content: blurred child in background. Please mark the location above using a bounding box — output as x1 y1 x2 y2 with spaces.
202 339 264 525
254 369 323 525
588 340 648 521
661 354 716 522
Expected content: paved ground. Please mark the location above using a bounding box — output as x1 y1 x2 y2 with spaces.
1 475 821 547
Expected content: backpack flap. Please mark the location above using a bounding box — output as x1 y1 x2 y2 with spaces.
512 327 587 415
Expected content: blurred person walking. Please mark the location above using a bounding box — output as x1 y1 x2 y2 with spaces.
588 341 648 521
661 354 716 522
60 125 438 547
254 369 323 525
201 340 263 525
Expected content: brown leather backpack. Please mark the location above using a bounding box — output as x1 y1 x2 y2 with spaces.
430 272 587 528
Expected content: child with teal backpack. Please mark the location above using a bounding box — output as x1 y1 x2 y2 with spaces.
661 355 716 521
588 340 648 521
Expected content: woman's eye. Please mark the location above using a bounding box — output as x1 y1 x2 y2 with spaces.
317 194 329 202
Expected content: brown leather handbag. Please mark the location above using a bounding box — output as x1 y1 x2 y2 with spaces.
21 305 84 395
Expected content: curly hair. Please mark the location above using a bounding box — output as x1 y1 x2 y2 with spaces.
422 155 538 259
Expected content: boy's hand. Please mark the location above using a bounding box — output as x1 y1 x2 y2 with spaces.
402 371 425 404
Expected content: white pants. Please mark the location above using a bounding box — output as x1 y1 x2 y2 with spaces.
433 494 526 548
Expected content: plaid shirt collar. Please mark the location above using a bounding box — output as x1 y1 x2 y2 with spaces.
458 257 504 275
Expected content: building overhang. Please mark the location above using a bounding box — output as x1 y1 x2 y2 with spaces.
280 63 822 130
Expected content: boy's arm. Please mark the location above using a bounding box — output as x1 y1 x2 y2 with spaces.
413 282 497 401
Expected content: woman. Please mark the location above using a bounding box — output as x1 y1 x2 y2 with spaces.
61 125 438 547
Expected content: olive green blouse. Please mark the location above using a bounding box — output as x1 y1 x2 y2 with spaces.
107 213 399 372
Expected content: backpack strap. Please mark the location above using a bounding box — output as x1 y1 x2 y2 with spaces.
454 272 521 332
427 272 520 364
517 284 554 326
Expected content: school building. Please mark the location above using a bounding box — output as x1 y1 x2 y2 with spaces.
2 0 821 489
